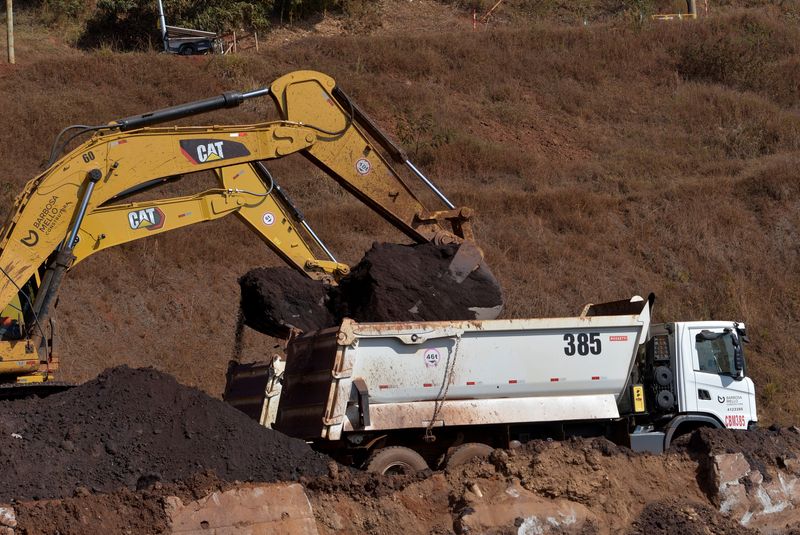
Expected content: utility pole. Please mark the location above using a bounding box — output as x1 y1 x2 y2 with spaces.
156 0 168 52
5 0 13 64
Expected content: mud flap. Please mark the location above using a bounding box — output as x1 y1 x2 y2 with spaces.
165 483 318 534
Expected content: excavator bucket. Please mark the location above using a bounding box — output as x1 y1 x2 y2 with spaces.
458 259 504 320
448 240 484 284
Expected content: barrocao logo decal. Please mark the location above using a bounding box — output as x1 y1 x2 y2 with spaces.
128 207 165 231
179 139 251 165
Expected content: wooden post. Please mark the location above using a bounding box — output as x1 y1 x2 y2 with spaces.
254 31 258 53
233 30 237 53
5 0 14 65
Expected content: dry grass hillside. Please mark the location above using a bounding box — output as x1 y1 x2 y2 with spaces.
0 2 798 422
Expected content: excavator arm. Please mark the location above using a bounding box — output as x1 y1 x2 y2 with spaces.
74 163 349 278
0 70 487 382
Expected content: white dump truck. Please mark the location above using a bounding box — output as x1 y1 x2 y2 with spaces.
225 294 758 474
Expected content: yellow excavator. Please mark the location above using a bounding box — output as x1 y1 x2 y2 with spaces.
0 70 496 389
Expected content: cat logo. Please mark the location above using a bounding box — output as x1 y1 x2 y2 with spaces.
128 207 165 231
196 141 225 163
179 139 250 165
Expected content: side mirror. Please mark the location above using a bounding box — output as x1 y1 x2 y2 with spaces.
734 344 744 376
735 323 750 343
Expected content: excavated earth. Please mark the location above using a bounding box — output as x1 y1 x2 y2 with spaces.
335 242 504 324
239 266 335 338
0 366 330 502
7 414 800 534
240 242 505 337
0 363 795 534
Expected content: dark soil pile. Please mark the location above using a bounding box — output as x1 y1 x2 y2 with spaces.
628 498 758 535
335 242 503 324
0 367 331 501
239 243 504 338
239 267 335 338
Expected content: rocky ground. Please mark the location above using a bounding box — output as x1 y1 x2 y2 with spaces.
1 368 800 534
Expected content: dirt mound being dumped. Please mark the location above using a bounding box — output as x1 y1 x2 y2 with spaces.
336 242 504 323
0 366 330 501
239 266 335 338
239 242 504 337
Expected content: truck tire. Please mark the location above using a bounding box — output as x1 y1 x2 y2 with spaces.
446 442 494 468
365 446 429 475
179 44 195 56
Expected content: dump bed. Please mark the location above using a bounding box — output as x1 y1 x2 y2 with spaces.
275 295 653 441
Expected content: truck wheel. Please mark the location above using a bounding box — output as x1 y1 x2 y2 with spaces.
446 442 494 468
179 45 195 56
365 446 429 475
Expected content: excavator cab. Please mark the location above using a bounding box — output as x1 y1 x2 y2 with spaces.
0 273 38 342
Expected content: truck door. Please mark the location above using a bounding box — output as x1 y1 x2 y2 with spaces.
686 327 753 429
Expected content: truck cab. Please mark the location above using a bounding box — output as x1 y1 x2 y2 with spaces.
632 321 757 451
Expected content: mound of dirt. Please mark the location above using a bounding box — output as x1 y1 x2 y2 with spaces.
0 367 331 501
15 487 170 535
239 267 335 337
628 498 759 535
10 425 800 533
14 471 231 535
335 242 504 323
239 243 504 338
673 426 800 477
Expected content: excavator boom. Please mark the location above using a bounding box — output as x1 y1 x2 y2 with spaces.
0 70 495 382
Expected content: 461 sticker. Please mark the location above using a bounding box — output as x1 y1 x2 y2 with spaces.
423 348 440 368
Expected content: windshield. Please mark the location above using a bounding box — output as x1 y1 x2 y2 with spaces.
695 331 737 375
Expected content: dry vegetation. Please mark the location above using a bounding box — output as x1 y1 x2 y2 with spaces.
0 2 798 422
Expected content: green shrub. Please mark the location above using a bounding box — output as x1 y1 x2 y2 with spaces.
38 0 87 25
79 0 275 50
78 0 376 50
675 13 799 92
